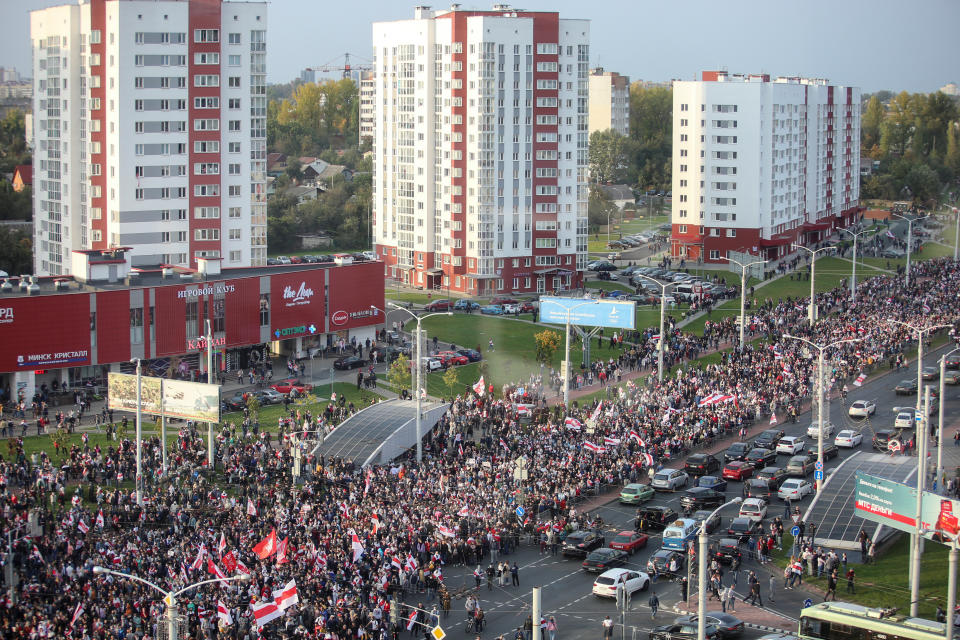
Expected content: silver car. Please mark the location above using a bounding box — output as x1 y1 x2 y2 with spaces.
651 469 690 491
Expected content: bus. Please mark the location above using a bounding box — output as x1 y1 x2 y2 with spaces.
799 602 945 640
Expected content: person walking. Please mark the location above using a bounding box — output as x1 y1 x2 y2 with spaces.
648 592 660 619
768 574 777 603
845 568 856 594
511 562 520 587
602 615 614 639
546 616 558 640
824 573 838 601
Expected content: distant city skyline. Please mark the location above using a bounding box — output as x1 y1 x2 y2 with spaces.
2 0 958 93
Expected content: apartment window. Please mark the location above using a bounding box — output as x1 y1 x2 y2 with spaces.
228 142 240 153
228 98 240 109
678 225 688 234
228 228 241 240
92 229 102 242
228 207 241 218
228 33 241 45
194 29 219 43
194 206 220 219
229 250 241 262
228 76 240 88
194 184 219 196
193 118 219 131
194 140 220 153
228 185 241 197
228 54 241 67
228 163 241 175
130 308 144 344
193 52 219 64
228 120 240 131
709 250 720 260
194 74 219 87
193 97 219 109
194 229 220 241
726 229 737 237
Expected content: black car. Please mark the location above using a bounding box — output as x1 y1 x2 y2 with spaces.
223 393 246 411
456 348 482 362
684 453 721 476
333 355 367 370
745 447 777 467
635 506 679 532
727 517 762 542
754 466 788 488
694 475 728 492
691 510 721 535
266 257 281 265
895 379 918 395
723 442 751 463
674 613 745 639
562 530 605 557
743 478 776 502
646 549 686 577
581 547 627 573
679 487 726 511
753 429 785 449
650 623 720 640
873 429 901 451
710 538 744 565
806 442 839 460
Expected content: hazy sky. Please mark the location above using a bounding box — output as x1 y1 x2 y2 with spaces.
3 0 958 93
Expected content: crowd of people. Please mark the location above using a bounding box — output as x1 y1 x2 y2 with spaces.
1 254 959 639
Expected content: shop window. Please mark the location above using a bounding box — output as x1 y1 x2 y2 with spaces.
259 294 269 326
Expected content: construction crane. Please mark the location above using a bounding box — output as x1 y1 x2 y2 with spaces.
303 53 372 80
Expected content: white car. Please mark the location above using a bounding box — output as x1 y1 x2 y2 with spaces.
651 469 689 491
806 421 835 439
592 568 650 598
834 429 863 448
739 498 768 523
502 303 521 314
848 400 876 418
419 357 442 372
778 478 814 501
894 408 918 430
776 436 806 455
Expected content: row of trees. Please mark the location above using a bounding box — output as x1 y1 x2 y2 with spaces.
267 78 361 158
267 174 372 252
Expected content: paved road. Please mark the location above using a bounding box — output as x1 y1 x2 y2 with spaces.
417 342 960 640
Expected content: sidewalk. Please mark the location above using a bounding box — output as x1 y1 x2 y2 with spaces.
672 588 801 634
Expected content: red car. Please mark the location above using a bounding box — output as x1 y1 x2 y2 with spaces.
608 530 649 555
722 461 755 481
270 379 312 395
424 299 452 312
520 302 537 313
436 351 469 366
492 296 519 305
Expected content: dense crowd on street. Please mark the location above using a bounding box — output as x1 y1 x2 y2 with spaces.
1 256 960 639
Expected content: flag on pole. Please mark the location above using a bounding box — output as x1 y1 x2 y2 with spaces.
922 302 931 314
217 600 233 626
217 532 227 557
564 417 582 431
769 412 778 425
221 551 237 574
406 610 418 631
246 498 257 517
853 372 867 387
458 443 464 457
191 544 207 570
590 401 603 423
457 505 471 517
391 556 403 569
70 603 84 627
603 436 621 446
473 376 485 396
583 441 605 454
499 438 509 450
77 520 89 534
272 579 299 610
436 525 456 538
629 430 645 447
351 532 365 561
371 512 381 534
235 560 251 575
405 554 418 571
276 537 289 565
642 453 654 466
251 600 283 628
207 558 228 584
885 230 896 240
252 529 278 559
31 545 45 564
95 510 104 529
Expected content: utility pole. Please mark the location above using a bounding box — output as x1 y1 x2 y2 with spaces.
910 385 931 617
532 586 542 640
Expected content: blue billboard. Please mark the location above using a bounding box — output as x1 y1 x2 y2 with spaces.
538 297 636 330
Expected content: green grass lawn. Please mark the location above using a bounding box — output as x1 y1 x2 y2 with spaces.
586 280 634 292
384 290 445 305
772 534 949 619
219 382 383 428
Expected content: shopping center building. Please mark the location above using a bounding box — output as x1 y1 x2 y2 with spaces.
0 248 384 405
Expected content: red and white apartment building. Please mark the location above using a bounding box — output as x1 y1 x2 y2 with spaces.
671 71 861 263
371 5 589 296
30 0 268 276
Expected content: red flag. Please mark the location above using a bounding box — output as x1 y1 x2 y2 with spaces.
276 537 289 565
207 558 227 583
252 529 277 559
221 551 237 574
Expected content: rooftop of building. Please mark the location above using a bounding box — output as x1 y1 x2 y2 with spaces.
698 70 834 85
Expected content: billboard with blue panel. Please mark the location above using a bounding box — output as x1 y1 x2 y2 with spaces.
538 297 636 330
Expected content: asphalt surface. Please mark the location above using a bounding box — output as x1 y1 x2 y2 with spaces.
419 343 960 640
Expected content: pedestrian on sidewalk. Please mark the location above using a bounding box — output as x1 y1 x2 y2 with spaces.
648 592 659 619
721 585 732 613
768 574 776 603
602 615 614 639
824 573 838 601
845 568 856 594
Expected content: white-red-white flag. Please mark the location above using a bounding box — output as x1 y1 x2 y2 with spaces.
217 600 233 626
769 412 779 425
77 520 89 534
207 558 227 584
217 532 227 557
406 610 418 631
95 510 105 529
853 372 867 387
436 525 456 538
235 560 251 575
473 376 485 396
391 556 403 570
603 436 621 446
405 554 418 571
276 537 289 565
590 401 603 422
583 441 605 454
191 544 207 571
251 600 283 628
70 603 84 627
371 512 381 534
246 498 257 517
351 532 365 562
564 417 582 431
273 579 299 611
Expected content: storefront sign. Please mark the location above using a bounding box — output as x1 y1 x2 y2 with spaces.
17 350 90 367
0 306 13 324
331 308 378 326
274 324 317 338
176 283 236 299
327 262 385 331
282 281 315 306
0 293 93 371
186 336 226 350
271 271 325 340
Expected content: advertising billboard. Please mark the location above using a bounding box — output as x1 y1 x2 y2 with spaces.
538 296 636 330
854 471 960 541
0 293 93 371
270 270 326 340
327 261 385 331
107 373 220 423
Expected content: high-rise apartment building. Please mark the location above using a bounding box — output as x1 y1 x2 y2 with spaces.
30 0 267 276
371 5 589 296
358 69 375 143
588 68 629 137
671 71 860 264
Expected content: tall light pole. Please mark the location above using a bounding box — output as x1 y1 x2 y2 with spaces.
953 207 959 262
93 566 249 640
132 357 143 506
632 274 674 382
722 256 767 349
205 318 215 468
840 226 869 304
783 335 861 498
890 212 929 288
384 303 452 463
889 318 949 613
791 244 836 326
937 347 960 489
920 528 958 640
698 497 742 640
558 299 600 407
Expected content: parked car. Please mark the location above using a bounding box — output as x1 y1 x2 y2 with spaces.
635 506 680 532
435 351 469 367
684 453 721 476
776 436 806 455
491 297 519 306
834 429 863 448
646 549 686 578
673 613 744 639
480 304 504 315
739 498 767 523
502 303 521 313
417 357 443 372
270 379 312 394
254 389 285 405
562 530 605 557
745 447 777 468
694 475 728 492
743 478 776 502
223 393 246 411
722 461 755 481
591 262 617 272
608 531 649 555
723 442 751 463
453 299 480 311
786 455 814 476
456 348 483 362
592 568 650 598
651 469 690 491
424 299 452 312
582 548 628 573
333 356 366 370
710 538 744 565
873 429 902 451
620 483 656 505
848 400 876 417
679 487 726 511
778 478 814 501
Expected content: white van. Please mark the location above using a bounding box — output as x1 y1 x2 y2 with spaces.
674 284 698 302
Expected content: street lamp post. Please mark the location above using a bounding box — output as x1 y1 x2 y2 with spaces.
840 226 869 304
938 347 960 488
559 300 601 407
698 497 743 640
889 319 949 616
384 303 452 463
920 528 958 640
890 212 929 288
132 357 143 506
722 256 767 349
791 244 836 326
783 335 861 498
632 274 674 382
93 566 250 640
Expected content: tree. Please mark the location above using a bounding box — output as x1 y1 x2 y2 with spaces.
589 129 628 183
861 96 885 151
880 91 915 157
0 226 32 275
533 329 562 366
628 84 672 190
50 427 69 460
588 186 619 233
245 394 260 425
442 366 459 399
387 354 412 395
946 124 960 177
